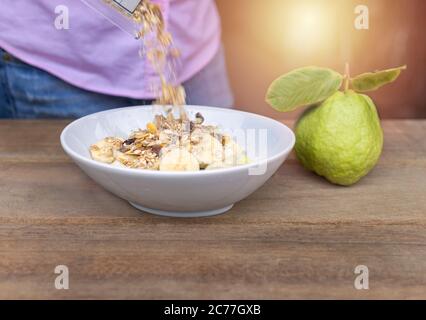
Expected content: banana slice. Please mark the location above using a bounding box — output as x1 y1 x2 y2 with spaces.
223 136 248 166
205 162 232 170
111 160 126 168
191 133 223 168
160 148 200 171
115 151 139 168
90 137 123 164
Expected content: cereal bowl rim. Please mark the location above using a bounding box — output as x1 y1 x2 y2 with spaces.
60 105 295 177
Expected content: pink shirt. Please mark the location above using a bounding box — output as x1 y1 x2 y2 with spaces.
0 0 221 99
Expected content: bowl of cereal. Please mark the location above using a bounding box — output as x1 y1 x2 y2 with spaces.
60 105 295 217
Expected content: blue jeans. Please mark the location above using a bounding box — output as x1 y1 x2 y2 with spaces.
0 47 233 119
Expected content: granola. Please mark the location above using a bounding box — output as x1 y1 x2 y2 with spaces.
89 112 249 171
132 0 186 107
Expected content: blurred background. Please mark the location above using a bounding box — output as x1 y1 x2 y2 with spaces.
216 0 425 119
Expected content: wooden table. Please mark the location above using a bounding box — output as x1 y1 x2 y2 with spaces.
0 120 425 299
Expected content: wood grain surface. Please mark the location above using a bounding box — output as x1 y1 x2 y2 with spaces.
0 120 425 299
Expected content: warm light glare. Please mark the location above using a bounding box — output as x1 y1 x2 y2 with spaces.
254 0 349 65
283 2 337 54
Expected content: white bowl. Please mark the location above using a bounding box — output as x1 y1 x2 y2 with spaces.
60 105 295 217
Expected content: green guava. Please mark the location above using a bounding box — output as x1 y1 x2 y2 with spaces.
295 90 383 186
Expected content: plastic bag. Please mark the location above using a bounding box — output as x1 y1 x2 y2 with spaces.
80 0 143 38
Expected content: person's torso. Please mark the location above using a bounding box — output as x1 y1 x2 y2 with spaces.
0 0 221 99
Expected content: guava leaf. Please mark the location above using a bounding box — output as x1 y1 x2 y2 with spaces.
265 66 343 112
351 65 406 93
